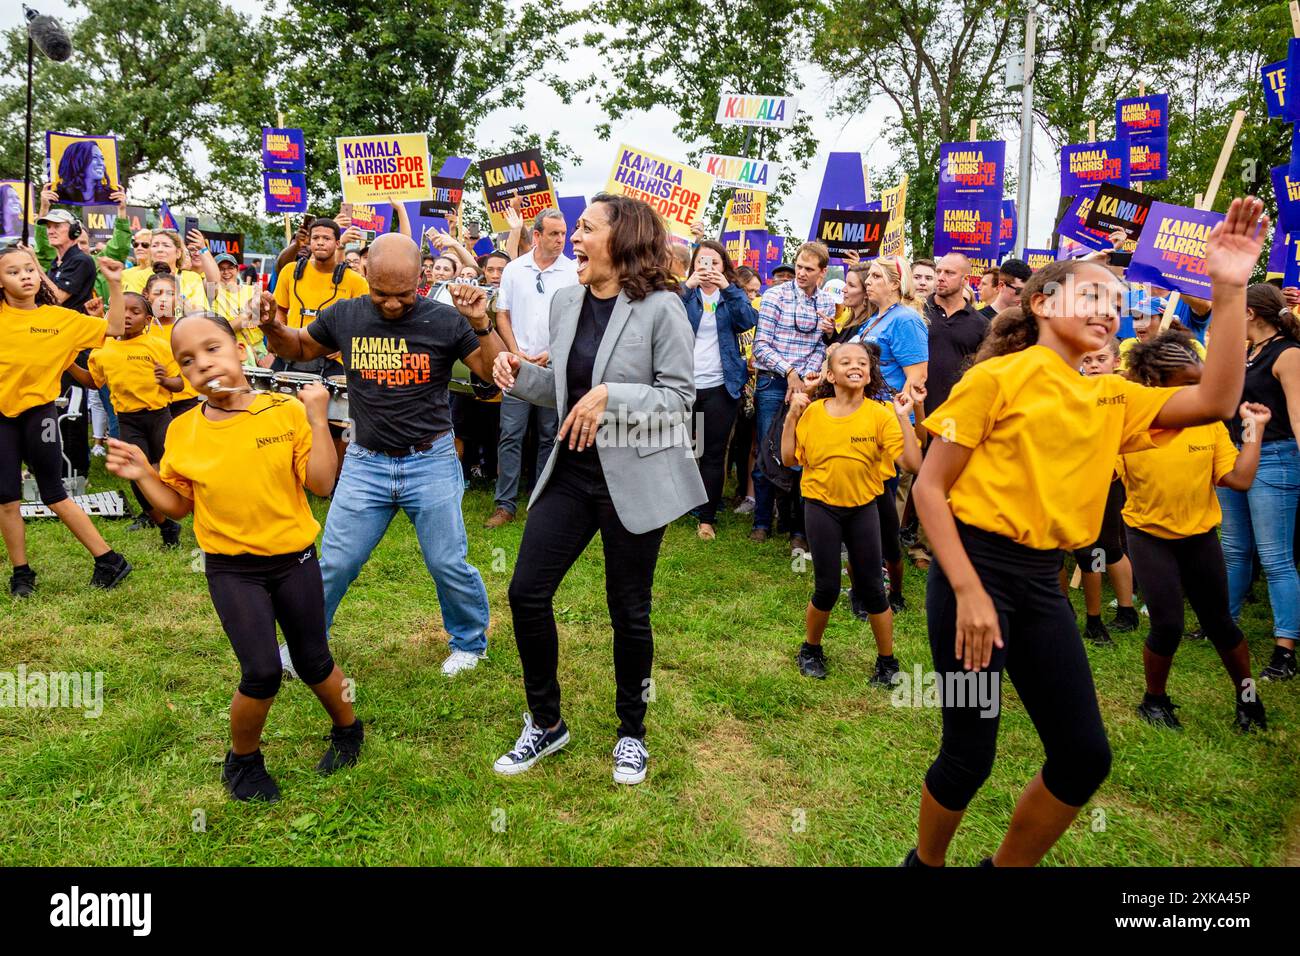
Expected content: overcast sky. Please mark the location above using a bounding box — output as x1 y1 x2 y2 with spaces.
5 0 1062 252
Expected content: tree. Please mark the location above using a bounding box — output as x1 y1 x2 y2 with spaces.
571 0 820 233
809 0 1018 255
0 0 273 221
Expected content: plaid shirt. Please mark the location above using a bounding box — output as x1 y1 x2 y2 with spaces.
752 281 834 378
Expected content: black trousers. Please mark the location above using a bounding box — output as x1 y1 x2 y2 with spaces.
507 448 666 739
1073 479 1126 569
877 475 901 564
117 407 171 515
204 545 334 700
169 397 201 418
59 365 89 480
727 398 754 497
1125 525 1244 657
804 497 887 614
693 384 739 523
0 401 66 506
925 521 1112 811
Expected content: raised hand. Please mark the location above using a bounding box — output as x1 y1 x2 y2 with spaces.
84 294 104 317
297 382 330 424
104 439 152 482
1206 197 1267 288
96 257 124 283
449 282 488 326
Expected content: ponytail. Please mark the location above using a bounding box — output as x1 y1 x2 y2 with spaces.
1247 283 1300 342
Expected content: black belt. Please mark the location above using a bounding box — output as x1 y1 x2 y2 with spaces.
363 430 448 457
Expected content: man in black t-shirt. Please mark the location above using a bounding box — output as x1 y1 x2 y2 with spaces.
35 209 97 313
260 233 507 677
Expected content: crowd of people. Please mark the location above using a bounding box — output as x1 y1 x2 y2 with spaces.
0 171 1288 865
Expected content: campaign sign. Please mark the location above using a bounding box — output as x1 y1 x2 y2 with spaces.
813 208 889 258
999 199 1017 257
605 144 714 239
938 141 1005 203
45 131 122 206
1056 192 1115 252
202 230 245 264
933 199 1001 260
720 229 766 273
336 133 431 204
702 153 782 192
421 176 465 218
1023 248 1055 272
1263 59 1287 120
1060 140 1129 195
264 171 308 214
1083 183 1154 241
1272 164 1300 234
80 204 150 245
1127 133 1168 182
715 92 798 129
1128 202 1227 300
480 148 549 205
262 128 305 171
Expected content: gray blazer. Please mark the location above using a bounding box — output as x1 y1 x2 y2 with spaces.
507 285 707 534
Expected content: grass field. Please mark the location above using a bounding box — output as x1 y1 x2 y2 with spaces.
2 459 1298 866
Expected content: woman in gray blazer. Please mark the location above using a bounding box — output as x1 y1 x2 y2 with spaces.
490 193 706 786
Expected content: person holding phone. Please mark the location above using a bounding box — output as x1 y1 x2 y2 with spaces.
681 240 757 539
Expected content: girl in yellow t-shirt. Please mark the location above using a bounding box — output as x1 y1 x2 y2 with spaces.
781 341 922 684
1120 330 1269 734
145 272 202 417
0 246 131 596
907 197 1267 869
105 313 362 803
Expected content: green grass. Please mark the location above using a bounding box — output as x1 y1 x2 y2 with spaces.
1 459 1298 866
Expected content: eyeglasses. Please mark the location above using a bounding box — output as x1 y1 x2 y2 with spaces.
535 274 545 294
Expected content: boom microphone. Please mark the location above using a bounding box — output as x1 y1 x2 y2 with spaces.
24 6 73 62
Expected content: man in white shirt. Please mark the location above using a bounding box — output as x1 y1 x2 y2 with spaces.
486 209 577 527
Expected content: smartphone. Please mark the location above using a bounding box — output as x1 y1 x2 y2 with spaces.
697 255 717 271
360 229 376 243
466 222 482 240
338 202 354 220
1108 251 1133 268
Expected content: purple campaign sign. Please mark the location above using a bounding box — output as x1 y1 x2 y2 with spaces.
805 152 867 240
1289 40 1300 123
1128 201 1225 300
1116 94 1169 139
1060 141 1129 195
937 141 1005 203
438 156 473 180
263 171 307 214
933 198 1001 259
1290 124 1300 182
999 199 1017 258
1263 59 1288 120
1055 192 1113 252
1284 233 1300 287
557 195 587 260
762 235 785 283
1127 131 1168 182
262 128 305 171
1272 164 1300 234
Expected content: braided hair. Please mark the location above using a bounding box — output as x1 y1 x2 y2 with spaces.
1124 328 1200 387
809 339 887 401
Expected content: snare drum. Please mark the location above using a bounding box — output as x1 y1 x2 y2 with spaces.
271 371 324 396
245 368 275 393
325 374 349 426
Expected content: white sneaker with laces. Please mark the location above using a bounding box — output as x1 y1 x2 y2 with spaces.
612 736 649 785
278 642 297 680
493 712 570 775
441 649 485 676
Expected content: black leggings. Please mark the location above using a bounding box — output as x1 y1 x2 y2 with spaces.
508 448 666 740
204 544 335 699
805 497 887 614
170 396 201 418
1125 525 1244 657
925 521 1112 811
0 401 67 506
693 385 739 523
117 407 171 515
1072 479 1126 569
877 475 901 564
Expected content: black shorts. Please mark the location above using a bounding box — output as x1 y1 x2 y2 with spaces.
116 407 171 464
0 402 66 506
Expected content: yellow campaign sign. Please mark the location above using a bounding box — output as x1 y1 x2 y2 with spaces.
880 174 908 258
605 144 714 239
336 133 432 204
483 180 559 234
724 190 765 231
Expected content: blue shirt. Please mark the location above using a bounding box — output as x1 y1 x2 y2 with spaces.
849 302 928 394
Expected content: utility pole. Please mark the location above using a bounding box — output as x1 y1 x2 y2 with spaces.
1014 4 1036 259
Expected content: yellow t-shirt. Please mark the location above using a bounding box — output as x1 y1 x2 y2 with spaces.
122 265 153 295
274 262 369 329
795 398 904 506
1117 422 1237 539
178 270 211 312
212 282 262 351
922 345 1180 551
0 303 108 417
87 334 179 414
1119 334 1206 370
159 393 320 556
144 322 201 405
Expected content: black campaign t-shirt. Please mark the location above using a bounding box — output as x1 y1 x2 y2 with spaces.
567 290 617 408
48 246 97 314
306 296 479 450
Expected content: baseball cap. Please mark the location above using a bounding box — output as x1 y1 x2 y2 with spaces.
214 253 238 266
772 263 795 276
37 209 76 226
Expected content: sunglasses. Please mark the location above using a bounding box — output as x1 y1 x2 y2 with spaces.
132 241 150 248
535 275 545 294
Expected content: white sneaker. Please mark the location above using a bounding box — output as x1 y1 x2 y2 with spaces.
733 496 755 515
279 642 297 680
441 649 485 676
91 443 107 457
612 736 649 785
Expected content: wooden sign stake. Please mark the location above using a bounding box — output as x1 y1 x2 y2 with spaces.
277 111 292 247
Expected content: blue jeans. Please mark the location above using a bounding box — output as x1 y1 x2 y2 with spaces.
320 434 490 654
751 372 788 531
1217 438 1300 639
99 385 119 438
494 394 557 514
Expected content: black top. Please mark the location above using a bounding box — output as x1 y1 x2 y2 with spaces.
48 245 97 314
924 294 991 413
306 296 479 450
567 290 617 409
1231 336 1300 444
977 303 996 321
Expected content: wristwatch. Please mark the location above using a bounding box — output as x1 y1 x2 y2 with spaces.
473 323 494 337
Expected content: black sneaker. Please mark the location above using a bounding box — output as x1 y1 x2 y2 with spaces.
8 566 36 598
900 847 934 868
796 642 827 679
1234 700 1267 734
159 518 181 549
1259 646 1297 682
850 589 871 621
1184 626 1206 641
126 513 155 532
899 521 920 550
612 736 649 785
870 655 900 689
1136 693 1182 730
317 719 364 774
1083 617 1114 647
89 552 131 590
889 591 906 614
221 749 281 802
1110 606 1140 633
493 712 570 775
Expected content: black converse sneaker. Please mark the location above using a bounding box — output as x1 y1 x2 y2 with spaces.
8 565 36 598
493 712 570 775
1234 699 1267 734
1136 693 1182 730
159 518 182 549
612 736 649 785
870 655 901 688
1110 605 1140 633
796 642 827 679
221 749 281 802
317 719 365 774
89 551 131 590
1083 616 1114 647
1259 645 1297 682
